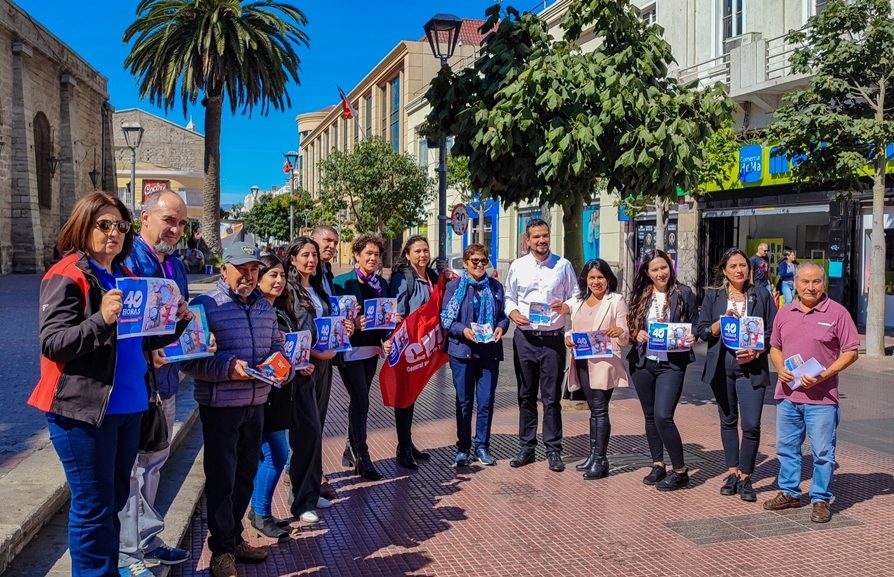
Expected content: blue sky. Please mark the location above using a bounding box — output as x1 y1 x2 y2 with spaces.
14 0 507 205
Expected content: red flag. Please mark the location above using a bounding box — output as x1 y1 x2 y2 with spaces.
379 273 450 408
338 85 358 120
282 159 293 174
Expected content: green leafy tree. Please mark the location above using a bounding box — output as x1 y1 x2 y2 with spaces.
319 137 434 240
447 152 495 241
426 0 732 267
124 0 309 257
243 191 312 242
768 0 892 358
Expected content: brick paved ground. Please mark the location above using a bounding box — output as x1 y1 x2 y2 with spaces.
172 339 894 577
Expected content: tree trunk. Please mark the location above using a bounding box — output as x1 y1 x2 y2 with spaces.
202 94 223 258
562 194 584 270
865 153 887 358
655 198 666 252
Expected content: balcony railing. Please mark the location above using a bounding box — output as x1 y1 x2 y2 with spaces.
674 53 731 89
765 32 802 81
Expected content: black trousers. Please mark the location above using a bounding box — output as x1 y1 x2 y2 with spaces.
288 376 322 515
395 403 415 449
512 330 567 453
336 356 380 456
631 359 687 470
313 359 333 431
199 404 264 556
576 360 615 430
710 349 766 474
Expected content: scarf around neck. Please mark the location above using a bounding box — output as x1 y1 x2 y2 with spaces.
440 271 494 331
355 267 382 297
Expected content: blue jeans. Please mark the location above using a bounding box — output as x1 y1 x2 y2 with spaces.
251 429 290 517
449 356 499 452
775 399 840 503
781 281 795 305
48 412 142 577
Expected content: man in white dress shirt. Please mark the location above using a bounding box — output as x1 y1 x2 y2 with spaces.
504 219 578 471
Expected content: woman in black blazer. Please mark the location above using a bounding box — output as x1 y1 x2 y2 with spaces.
696 248 776 503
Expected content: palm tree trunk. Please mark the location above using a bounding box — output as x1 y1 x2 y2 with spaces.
203 94 223 258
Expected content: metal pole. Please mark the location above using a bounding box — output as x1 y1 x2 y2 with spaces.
129 147 137 212
289 172 295 241
437 55 449 265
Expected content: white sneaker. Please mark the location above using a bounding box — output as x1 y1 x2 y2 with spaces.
316 497 333 509
299 510 320 523
119 561 153 577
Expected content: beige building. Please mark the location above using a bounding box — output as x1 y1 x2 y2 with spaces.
0 0 114 273
113 109 205 219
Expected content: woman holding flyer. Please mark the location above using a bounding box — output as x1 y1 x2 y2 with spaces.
627 249 698 492
334 234 399 481
29 192 190 577
696 248 776 503
284 239 353 523
388 235 440 469
561 260 629 480
441 244 510 467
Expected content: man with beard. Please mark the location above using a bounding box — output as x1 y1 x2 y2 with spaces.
118 190 191 576
182 242 288 577
504 219 578 472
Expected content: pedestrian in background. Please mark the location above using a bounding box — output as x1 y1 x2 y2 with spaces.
764 263 859 523
29 192 190 577
750 242 772 296
778 247 798 305
562 259 629 480
441 244 509 467
627 249 698 491
389 235 438 469
697 248 776 503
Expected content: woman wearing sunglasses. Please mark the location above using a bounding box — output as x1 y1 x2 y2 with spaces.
441 244 510 466
29 192 191 577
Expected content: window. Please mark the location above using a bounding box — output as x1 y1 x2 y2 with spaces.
365 95 372 139
417 138 429 169
640 2 656 26
815 0 828 15
722 0 744 46
379 85 387 137
33 112 52 209
390 76 400 151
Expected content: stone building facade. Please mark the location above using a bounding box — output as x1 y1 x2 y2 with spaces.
0 0 113 273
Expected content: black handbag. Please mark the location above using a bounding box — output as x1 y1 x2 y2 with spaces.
139 358 170 453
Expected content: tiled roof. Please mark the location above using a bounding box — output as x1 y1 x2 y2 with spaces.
419 18 488 48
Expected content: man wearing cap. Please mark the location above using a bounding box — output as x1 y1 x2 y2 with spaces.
182 242 289 577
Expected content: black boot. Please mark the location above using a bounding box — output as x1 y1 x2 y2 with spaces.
249 510 290 542
576 416 598 471
396 445 418 470
583 422 610 480
355 453 384 481
342 442 356 468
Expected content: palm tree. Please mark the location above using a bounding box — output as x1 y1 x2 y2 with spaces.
124 0 309 257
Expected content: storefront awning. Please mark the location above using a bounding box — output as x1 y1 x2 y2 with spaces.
702 204 829 218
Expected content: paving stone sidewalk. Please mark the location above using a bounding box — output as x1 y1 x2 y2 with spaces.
172 343 894 577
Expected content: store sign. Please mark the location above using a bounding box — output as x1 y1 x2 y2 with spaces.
769 147 789 175
739 145 763 183
142 179 170 204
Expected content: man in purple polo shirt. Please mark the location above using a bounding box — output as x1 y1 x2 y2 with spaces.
763 262 859 523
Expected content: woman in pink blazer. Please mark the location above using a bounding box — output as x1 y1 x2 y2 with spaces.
560 259 630 480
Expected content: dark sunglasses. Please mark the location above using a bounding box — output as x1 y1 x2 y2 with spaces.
95 220 132 234
467 257 488 266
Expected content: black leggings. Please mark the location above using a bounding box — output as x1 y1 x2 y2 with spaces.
395 403 415 449
710 349 766 474
631 359 687 470
336 356 379 456
576 360 614 430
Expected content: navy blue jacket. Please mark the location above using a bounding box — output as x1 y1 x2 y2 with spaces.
123 237 190 399
442 276 510 361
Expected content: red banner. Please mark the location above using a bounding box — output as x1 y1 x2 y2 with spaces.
379 273 450 409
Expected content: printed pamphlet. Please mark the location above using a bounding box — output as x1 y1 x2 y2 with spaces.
387 324 411 367
244 351 291 387
785 355 826 389
116 277 181 339
720 316 765 350
329 295 358 321
471 323 495 343
528 302 551 327
162 304 212 362
571 331 614 359
313 317 352 352
283 330 312 370
647 322 692 352
363 298 398 330
784 354 805 372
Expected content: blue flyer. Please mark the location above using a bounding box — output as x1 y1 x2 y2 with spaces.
571 331 613 359
720 316 765 350
284 330 312 370
313 317 352 352
528 302 552 327
363 298 398 330
720 316 741 349
162 304 212 361
387 324 410 367
116 277 181 339
648 322 692 353
329 295 358 321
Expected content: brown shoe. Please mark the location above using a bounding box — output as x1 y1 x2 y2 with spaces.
763 491 802 511
210 553 237 577
320 479 338 500
233 541 267 563
811 501 832 523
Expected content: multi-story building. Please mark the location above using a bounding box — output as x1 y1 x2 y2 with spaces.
0 0 115 273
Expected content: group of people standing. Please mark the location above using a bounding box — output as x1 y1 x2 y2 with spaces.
31 194 861 577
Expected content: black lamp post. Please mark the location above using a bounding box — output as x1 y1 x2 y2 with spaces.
284 150 299 241
89 167 100 189
122 122 144 210
47 156 61 178
423 13 463 269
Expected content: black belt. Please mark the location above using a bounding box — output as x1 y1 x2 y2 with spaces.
524 329 563 337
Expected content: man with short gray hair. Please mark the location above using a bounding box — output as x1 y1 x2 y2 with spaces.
763 262 859 523
750 242 772 296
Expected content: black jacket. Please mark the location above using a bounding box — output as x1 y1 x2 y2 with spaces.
696 286 776 389
626 284 699 370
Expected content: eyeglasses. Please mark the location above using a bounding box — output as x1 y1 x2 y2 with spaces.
95 220 132 234
468 257 488 266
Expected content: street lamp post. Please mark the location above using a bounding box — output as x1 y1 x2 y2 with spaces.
423 14 463 269
121 122 144 211
285 150 299 242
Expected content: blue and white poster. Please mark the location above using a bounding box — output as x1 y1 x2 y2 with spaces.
116 277 181 339
582 204 600 262
284 330 312 370
720 316 765 350
571 331 613 359
386 324 410 367
647 322 692 353
329 295 358 321
313 317 352 353
162 304 211 361
363 298 398 331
